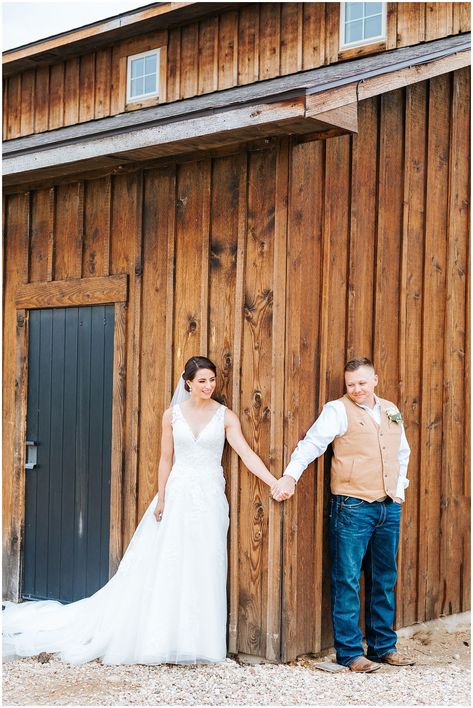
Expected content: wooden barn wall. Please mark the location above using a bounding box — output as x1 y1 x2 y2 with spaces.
2 68 470 660
3 2 471 140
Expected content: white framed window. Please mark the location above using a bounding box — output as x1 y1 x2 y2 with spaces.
340 3 387 50
126 48 161 103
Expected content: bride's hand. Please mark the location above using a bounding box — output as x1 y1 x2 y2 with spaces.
154 499 164 522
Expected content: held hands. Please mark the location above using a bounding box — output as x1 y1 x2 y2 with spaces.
271 475 296 502
154 498 164 522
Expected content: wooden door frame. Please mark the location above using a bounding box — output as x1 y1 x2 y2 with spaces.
6 274 128 601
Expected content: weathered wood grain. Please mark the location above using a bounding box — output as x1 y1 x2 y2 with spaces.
441 67 469 616
166 27 181 102
83 177 112 277
259 3 280 80
280 2 302 75
7 74 22 140
2 194 30 598
198 16 218 95
180 23 199 99
16 274 128 309
29 188 54 283
109 301 127 575
227 152 248 655
238 146 276 657
20 70 35 136
218 10 238 90
95 48 112 119
397 81 428 628
419 73 451 621
79 53 95 123
64 57 80 126
138 167 176 518
54 182 83 279
238 4 259 85
49 63 65 130
282 137 324 660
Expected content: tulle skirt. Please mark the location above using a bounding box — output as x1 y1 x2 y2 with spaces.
3 465 230 665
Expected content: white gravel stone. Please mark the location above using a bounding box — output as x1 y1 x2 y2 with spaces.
2 624 470 706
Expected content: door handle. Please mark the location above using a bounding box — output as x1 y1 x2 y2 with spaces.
25 440 38 470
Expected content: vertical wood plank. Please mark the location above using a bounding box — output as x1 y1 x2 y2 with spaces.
259 3 281 80
95 48 112 119
110 173 142 546
386 2 399 50
396 2 425 47
419 74 451 621
425 3 454 41
166 27 181 102
79 53 96 123
20 70 35 136
109 301 127 575
280 3 302 75
441 68 469 616
83 177 112 278
398 82 428 628
29 189 54 283
3 78 9 139
238 147 276 657
48 62 65 130
324 3 340 65
227 152 248 655
265 137 288 662
347 98 378 359
34 66 49 132
6 74 22 139
302 2 325 70
180 24 199 99
173 160 212 370
238 4 260 85
453 2 471 33
64 57 80 126
373 90 404 403
2 194 30 599
54 183 83 280
218 10 238 90
198 16 219 95
282 138 324 661
138 167 176 518
320 135 351 652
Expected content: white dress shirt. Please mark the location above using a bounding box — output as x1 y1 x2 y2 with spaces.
284 395 410 501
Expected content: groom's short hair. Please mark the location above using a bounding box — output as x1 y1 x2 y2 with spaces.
345 357 375 373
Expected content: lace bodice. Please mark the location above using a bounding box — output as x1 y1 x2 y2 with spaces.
172 404 226 471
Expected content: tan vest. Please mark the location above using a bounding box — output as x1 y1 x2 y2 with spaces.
331 394 402 502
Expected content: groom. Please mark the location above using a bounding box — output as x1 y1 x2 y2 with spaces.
272 357 415 672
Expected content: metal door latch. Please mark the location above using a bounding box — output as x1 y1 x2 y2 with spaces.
25 440 38 469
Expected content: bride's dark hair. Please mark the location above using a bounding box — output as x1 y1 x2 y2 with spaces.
183 356 217 392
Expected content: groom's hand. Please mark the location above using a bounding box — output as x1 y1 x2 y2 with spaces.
272 475 296 502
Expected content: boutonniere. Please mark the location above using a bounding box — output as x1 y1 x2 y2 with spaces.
385 408 403 425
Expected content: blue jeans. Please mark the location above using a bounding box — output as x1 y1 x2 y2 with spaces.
329 495 401 666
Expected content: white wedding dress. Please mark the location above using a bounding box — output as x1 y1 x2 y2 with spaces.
3 404 230 665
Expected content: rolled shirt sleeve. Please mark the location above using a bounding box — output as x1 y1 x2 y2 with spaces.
395 425 411 501
283 401 346 483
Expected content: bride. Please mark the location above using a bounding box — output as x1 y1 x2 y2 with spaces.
3 355 278 665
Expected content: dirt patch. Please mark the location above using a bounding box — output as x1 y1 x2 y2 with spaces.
2 627 470 705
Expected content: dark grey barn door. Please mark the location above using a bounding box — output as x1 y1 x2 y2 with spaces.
23 306 114 603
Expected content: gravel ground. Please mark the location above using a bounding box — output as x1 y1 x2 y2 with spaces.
2 622 470 706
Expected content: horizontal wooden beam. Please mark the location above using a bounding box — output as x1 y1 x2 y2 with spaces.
3 98 355 185
15 274 128 309
306 47 470 116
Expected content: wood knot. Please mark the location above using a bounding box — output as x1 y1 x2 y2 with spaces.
188 318 197 334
